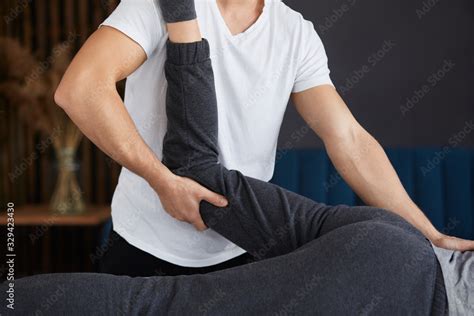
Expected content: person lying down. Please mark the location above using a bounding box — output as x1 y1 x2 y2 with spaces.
0 222 458 315
2 1 472 315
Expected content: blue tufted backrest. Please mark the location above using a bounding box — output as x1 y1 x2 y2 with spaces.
270 148 474 239
99 147 474 248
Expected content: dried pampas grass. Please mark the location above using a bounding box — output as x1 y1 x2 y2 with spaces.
0 37 37 82
0 37 83 152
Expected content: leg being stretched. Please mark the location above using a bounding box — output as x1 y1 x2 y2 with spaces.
158 0 428 262
161 39 426 259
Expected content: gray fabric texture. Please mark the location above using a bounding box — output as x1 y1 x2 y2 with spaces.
432 243 474 315
0 221 445 315
159 0 197 23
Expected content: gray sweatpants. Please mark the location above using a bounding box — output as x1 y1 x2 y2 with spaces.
0 221 446 315
0 40 447 315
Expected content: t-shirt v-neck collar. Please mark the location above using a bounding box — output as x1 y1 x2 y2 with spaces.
211 0 269 42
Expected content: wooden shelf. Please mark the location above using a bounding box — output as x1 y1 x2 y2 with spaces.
1 204 111 226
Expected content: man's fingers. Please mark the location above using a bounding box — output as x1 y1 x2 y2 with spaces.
199 187 228 207
442 236 474 251
193 218 208 231
457 239 474 251
172 210 207 231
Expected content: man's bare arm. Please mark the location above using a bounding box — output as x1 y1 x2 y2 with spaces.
292 85 474 251
55 26 164 183
55 26 227 230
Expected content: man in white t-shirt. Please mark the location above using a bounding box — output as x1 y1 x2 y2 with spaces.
55 0 474 276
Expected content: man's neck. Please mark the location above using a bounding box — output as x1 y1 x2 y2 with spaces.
216 0 264 35
217 0 264 10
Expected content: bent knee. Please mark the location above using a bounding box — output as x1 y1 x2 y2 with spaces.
352 206 424 239
342 221 434 264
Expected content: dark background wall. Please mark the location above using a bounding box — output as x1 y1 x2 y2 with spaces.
1 0 472 206
279 0 474 148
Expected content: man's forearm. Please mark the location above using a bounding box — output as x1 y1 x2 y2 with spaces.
326 127 441 240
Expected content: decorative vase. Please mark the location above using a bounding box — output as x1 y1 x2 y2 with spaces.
50 147 84 214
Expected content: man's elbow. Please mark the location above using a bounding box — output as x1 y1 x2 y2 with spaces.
54 70 100 110
54 81 71 109
54 75 83 110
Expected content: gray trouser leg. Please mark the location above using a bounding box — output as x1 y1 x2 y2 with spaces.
0 221 445 315
161 40 423 257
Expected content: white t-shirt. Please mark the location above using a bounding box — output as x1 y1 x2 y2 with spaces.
101 0 333 267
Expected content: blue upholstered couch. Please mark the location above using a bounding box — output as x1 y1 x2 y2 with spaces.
100 147 474 246
270 148 474 240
